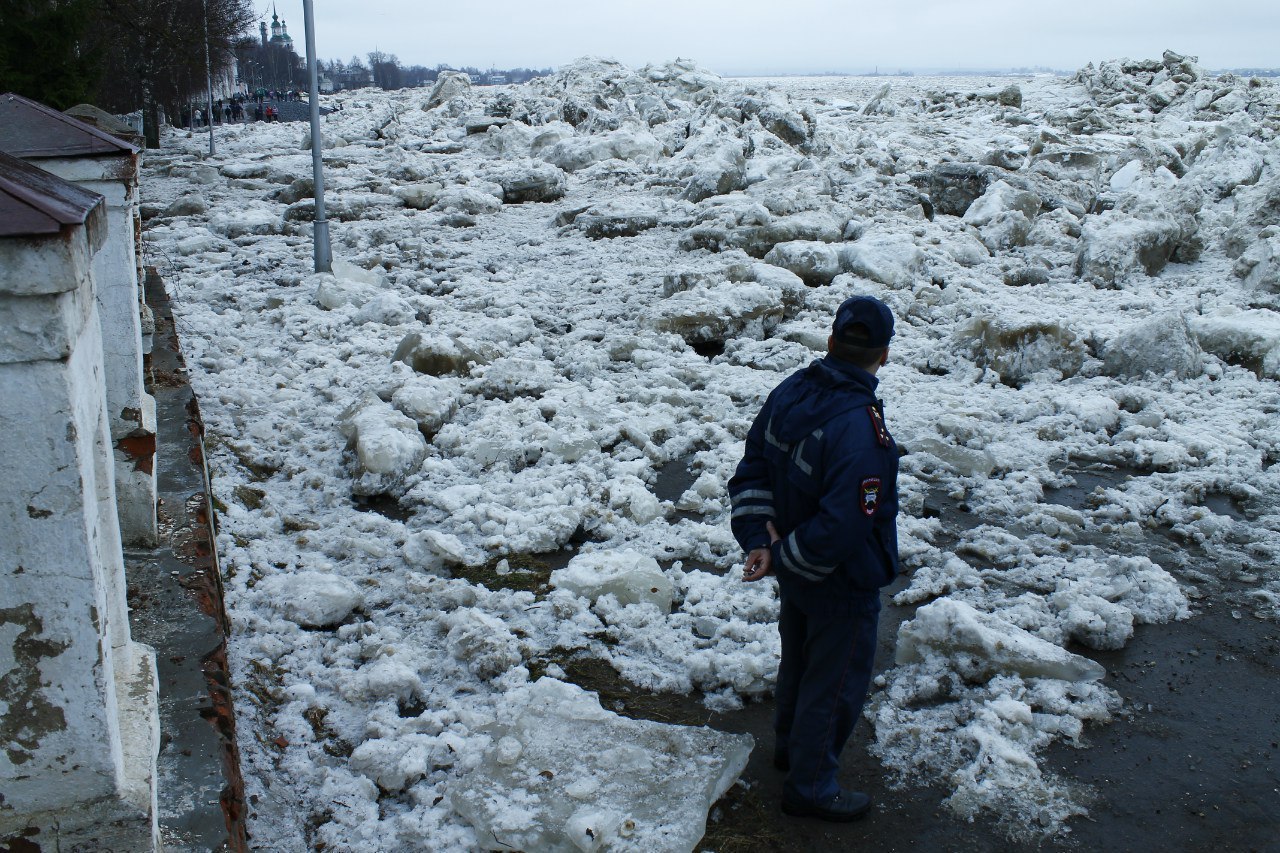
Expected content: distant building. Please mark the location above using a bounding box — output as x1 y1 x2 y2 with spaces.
332 66 374 91
268 6 294 50
242 6 302 93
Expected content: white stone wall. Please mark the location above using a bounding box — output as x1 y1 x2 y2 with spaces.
0 218 159 850
36 154 158 546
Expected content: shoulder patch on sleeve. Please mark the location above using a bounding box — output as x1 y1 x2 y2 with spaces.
866 405 891 448
860 476 882 517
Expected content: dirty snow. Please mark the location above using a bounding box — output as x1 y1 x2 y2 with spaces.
139 52 1280 848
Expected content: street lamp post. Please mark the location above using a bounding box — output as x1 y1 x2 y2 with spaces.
201 0 215 156
303 0 331 272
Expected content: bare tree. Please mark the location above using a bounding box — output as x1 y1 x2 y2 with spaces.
0 0 104 108
93 0 256 145
367 50 402 90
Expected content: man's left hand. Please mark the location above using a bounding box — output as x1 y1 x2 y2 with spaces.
742 547 771 582
742 521 783 582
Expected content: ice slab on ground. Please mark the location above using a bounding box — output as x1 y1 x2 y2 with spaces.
1190 306 1280 379
763 239 840 285
1075 201 1197 286
541 124 663 172
836 232 925 288
209 202 281 237
955 315 1086 386
425 70 472 109
257 570 362 628
451 678 753 853
897 598 1106 682
339 395 429 493
1102 312 1203 379
654 280 783 344
1235 232 1280 292
962 179 1041 250
551 550 674 612
485 159 568 203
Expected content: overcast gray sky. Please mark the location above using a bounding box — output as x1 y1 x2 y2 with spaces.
285 1 1279 74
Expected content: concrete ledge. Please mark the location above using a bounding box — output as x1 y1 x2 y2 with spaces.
121 268 247 852
0 792 158 852
116 391 159 546
0 232 98 296
0 274 94 363
116 640 160 819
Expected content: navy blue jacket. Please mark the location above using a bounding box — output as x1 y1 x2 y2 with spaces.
729 356 899 616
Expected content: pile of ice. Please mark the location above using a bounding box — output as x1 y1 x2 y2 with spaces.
140 48 1280 848
452 678 752 852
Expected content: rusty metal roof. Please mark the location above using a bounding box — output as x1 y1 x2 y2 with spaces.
0 92 139 159
0 150 105 238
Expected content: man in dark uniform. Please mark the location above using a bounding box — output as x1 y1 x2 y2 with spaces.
728 295 899 822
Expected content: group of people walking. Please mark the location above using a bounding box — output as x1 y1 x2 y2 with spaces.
181 91 296 129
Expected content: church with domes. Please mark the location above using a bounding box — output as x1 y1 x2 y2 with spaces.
259 5 294 50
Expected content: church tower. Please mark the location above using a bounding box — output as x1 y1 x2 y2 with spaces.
269 5 294 49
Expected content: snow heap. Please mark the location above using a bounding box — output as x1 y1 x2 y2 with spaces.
140 49 1280 849
451 678 752 852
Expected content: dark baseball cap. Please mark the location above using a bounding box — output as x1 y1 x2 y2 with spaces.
833 296 894 347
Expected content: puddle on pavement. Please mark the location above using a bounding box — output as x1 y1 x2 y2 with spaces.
1041 465 1139 509
530 653 714 727
450 550 576 594
662 558 725 576
655 454 700 499
1043 466 1247 522
352 493 415 521
1043 599 1280 852
1039 467 1257 589
1200 491 1247 521
655 454 703 523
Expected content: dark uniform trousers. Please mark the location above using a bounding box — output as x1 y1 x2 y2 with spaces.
775 597 880 804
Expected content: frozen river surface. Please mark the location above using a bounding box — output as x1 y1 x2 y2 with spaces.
141 55 1280 850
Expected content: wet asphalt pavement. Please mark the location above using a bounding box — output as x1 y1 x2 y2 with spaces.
688 465 1280 853
699 585 1280 853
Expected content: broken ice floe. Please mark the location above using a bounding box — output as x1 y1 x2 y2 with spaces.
257 570 363 629
446 607 523 680
339 395 428 495
955 315 1087 386
550 550 674 612
896 598 1106 682
1190 307 1280 378
1101 312 1203 379
451 678 753 853
873 598 1122 838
